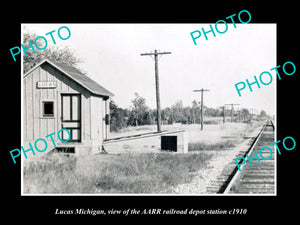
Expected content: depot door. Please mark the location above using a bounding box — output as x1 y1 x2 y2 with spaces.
61 94 81 142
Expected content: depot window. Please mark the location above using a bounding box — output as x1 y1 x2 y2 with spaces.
43 101 54 117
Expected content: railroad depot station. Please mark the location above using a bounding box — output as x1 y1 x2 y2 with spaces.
23 59 187 156
23 59 114 155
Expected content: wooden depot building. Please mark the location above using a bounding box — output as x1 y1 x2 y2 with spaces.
23 59 114 155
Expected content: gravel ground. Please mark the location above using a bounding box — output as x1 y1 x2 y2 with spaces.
171 125 262 194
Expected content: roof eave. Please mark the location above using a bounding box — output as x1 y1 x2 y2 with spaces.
23 59 114 98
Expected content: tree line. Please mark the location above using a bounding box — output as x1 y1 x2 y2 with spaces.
110 92 268 132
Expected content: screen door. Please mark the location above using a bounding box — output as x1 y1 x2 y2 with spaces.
61 94 81 142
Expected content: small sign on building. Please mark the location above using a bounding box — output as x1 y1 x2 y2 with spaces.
37 81 57 89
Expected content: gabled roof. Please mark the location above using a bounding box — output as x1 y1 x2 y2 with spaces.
23 59 114 98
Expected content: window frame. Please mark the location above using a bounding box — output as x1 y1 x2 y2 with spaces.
42 100 55 117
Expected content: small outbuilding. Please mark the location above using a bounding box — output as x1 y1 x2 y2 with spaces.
23 59 114 156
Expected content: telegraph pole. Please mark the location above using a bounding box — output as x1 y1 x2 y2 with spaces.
193 89 210 130
249 108 255 123
141 49 171 132
224 104 240 123
223 105 225 123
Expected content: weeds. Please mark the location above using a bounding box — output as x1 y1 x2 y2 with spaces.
23 152 212 194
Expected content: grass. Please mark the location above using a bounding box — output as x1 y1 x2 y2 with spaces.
23 152 212 194
186 121 262 151
188 141 235 151
23 120 264 194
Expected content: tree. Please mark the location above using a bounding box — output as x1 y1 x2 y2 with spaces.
110 100 126 132
191 100 201 124
259 110 267 118
182 106 192 124
23 32 83 74
240 108 250 122
171 100 184 123
130 93 150 126
144 111 154 125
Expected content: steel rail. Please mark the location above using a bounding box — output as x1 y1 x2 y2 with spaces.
220 120 269 194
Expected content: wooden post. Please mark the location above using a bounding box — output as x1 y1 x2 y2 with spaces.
141 49 171 132
231 105 233 123
105 98 110 140
193 89 210 130
154 50 162 132
223 106 225 124
200 89 204 130
224 104 240 123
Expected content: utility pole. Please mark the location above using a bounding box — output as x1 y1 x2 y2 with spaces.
224 104 240 123
140 49 171 132
249 108 255 123
193 89 210 130
222 105 225 123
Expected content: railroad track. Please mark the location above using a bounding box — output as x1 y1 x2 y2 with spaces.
207 120 275 194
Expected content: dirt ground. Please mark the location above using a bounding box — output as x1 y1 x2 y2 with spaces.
171 122 264 194
110 120 263 146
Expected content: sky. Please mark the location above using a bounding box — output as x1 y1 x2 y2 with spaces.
22 23 276 116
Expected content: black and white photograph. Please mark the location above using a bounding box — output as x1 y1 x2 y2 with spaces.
21 23 276 195
4 4 298 221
